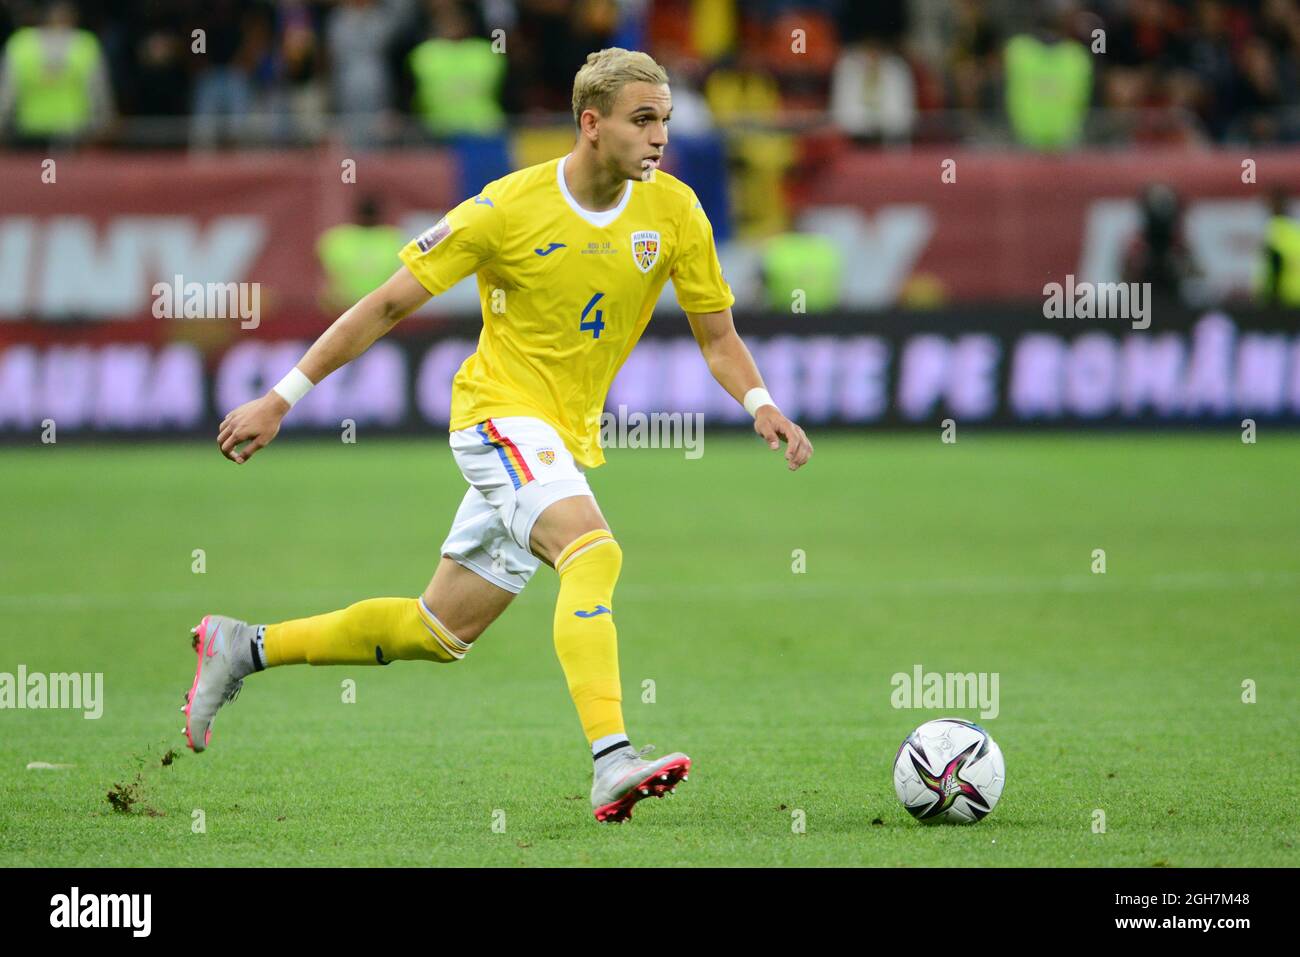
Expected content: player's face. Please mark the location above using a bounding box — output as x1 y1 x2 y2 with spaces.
602 82 672 182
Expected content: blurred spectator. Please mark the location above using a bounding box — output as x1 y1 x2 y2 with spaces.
0 1 114 147
119 0 192 122
1183 0 1237 140
408 1 505 137
189 0 272 149
1122 183 1199 303
1256 189 1300 307
326 0 405 148
512 0 618 115
703 45 780 122
1257 0 1300 140
829 37 917 142
946 0 1002 114
408 0 510 196
761 232 842 312
1004 12 1092 150
317 195 405 312
1229 34 1284 143
2 0 1298 151
766 7 840 112
269 0 327 143
704 33 791 237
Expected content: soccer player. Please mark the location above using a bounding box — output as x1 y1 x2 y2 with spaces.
193 48 813 823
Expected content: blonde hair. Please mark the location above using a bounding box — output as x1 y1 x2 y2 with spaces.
571 48 669 127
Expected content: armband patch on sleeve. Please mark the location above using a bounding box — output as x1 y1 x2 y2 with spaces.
415 217 452 253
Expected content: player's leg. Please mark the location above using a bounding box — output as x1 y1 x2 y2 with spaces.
529 492 690 822
430 413 689 817
419 555 517 644
256 565 502 670
529 493 622 745
458 416 630 757
182 485 528 753
182 581 488 752
238 488 525 672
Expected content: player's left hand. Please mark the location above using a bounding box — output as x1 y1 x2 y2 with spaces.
754 407 813 471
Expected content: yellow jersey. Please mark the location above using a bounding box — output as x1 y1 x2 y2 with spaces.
398 155 734 468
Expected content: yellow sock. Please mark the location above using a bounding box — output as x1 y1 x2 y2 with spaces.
552 529 626 744
263 597 469 667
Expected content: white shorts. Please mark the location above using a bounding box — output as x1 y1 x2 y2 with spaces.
439 415 594 593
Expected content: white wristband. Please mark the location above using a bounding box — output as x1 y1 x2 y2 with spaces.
743 387 778 418
272 367 314 408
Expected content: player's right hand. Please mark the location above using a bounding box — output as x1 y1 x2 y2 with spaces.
754 406 813 471
218 392 289 464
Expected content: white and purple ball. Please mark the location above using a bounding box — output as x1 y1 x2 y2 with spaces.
893 718 1005 823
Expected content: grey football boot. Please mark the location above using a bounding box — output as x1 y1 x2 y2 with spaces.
591 744 691 823
182 614 257 752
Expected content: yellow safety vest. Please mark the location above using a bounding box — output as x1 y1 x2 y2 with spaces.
1257 215 1300 307
4 27 101 135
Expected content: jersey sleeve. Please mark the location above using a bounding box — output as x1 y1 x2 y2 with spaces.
671 192 735 314
398 193 505 296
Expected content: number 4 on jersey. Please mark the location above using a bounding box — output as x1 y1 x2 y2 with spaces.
580 292 606 339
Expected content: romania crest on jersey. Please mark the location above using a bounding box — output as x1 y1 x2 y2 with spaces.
631 230 660 273
536 448 556 466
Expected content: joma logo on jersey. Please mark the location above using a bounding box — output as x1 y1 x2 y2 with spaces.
536 448 556 465
631 230 660 273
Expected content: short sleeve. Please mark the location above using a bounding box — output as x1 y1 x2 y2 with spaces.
671 193 735 314
398 193 505 296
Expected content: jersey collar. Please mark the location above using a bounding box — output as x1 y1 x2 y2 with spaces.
556 154 633 228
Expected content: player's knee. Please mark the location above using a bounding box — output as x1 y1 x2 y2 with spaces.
556 531 622 585
420 597 494 646
531 494 608 565
407 598 473 662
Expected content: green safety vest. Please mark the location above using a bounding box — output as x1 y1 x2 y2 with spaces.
1004 34 1092 150
1256 215 1300 307
317 224 407 305
762 233 842 312
408 38 505 137
4 27 102 135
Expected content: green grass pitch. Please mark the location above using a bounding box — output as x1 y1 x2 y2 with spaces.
1 432 1296 866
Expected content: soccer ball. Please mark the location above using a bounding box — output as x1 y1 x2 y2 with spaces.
893 718 1005 823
